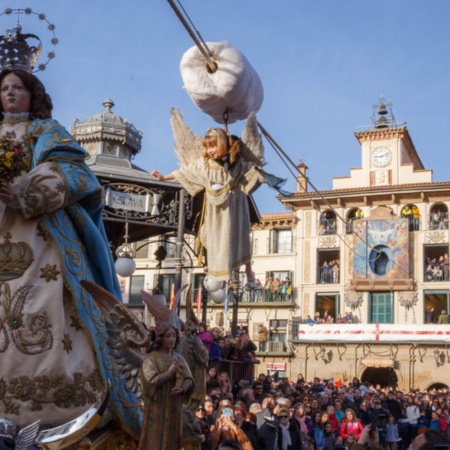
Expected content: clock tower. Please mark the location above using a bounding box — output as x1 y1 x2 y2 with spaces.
333 99 432 190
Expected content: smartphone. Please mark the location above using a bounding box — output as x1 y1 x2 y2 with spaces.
222 407 234 420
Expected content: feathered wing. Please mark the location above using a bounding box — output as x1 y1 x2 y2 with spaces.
141 284 188 330
171 107 204 167
15 420 40 450
80 280 150 400
240 112 265 167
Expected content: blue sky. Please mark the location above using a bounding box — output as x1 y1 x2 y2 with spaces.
5 1 450 213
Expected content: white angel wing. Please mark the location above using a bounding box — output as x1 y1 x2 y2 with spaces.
170 107 204 167
15 420 40 450
240 112 265 167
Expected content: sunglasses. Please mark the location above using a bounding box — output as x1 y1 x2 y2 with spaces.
280 415 289 418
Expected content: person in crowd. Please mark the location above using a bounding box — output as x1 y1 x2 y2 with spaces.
313 410 326 450
258 324 268 352
426 307 436 324
234 407 258 449
405 395 420 447
292 403 314 439
385 415 399 450
197 402 213 450
210 406 254 450
340 409 363 441
210 336 226 361
344 433 357 450
199 322 214 352
385 391 403 421
334 400 345 424
438 310 449 324
409 429 450 450
218 440 245 450
207 366 221 392
272 277 281 301
324 421 336 450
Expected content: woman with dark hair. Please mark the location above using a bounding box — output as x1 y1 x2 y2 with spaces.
0 69 131 431
140 322 194 449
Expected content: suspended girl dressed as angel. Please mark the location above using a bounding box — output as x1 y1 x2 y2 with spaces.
152 109 287 284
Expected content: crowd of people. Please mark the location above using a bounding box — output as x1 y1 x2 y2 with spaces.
238 277 293 302
319 261 341 284
196 373 450 450
305 311 358 325
429 209 449 231
199 324 261 370
424 255 449 282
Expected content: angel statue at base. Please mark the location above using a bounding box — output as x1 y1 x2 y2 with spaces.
152 109 287 284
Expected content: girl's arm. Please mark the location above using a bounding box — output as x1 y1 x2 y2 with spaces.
151 170 175 181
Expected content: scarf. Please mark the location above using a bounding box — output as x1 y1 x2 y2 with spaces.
280 423 292 450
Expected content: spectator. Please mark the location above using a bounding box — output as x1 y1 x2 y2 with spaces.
210 337 225 361
385 415 399 450
324 421 336 450
313 410 326 450
385 391 403 421
405 396 420 447
409 429 450 450
426 307 436 324
199 322 214 352
292 403 314 439
258 324 268 352
438 310 449 324
234 407 258 449
339 409 363 441
207 367 221 392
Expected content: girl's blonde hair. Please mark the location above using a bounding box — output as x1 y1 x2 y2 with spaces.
202 128 241 164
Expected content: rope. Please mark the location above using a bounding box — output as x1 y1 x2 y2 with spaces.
166 0 217 73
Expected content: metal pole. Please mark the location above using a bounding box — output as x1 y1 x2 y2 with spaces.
231 270 240 335
201 281 209 324
175 189 186 314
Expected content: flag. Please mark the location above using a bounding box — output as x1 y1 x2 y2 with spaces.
196 285 202 316
169 284 175 310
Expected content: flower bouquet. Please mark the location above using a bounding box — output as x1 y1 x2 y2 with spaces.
0 137 29 181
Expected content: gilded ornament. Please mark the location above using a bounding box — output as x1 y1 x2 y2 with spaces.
39 263 60 282
62 333 73 353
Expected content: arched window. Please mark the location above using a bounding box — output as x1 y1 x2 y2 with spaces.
430 203 449 230
319 210 337 235
401 204 420 231
346 208 364 234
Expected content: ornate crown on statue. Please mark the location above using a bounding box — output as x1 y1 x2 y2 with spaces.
0 8 58 73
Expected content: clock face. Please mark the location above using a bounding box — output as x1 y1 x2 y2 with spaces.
371 147 392 168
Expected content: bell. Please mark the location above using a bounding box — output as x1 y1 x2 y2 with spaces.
378 103 388 115
376 116 388 129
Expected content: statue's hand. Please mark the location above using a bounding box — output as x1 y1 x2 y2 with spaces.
169 386 184 397
168 360 181 376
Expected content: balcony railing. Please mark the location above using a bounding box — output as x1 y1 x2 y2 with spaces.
429 212 449 230
317 266 340 284
424 268 449 282
240 288 295 303
208 359 257 385
319 218 337 235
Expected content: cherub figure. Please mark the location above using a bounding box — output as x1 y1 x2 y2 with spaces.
152 109 286 284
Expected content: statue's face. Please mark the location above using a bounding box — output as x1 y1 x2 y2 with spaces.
1 73 31 114
162 328 177 349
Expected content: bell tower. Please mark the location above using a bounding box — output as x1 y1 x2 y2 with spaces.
333 97 432 190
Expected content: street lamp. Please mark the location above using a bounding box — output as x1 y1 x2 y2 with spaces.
115 220 136 277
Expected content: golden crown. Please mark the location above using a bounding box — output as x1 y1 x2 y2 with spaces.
0 233 34 281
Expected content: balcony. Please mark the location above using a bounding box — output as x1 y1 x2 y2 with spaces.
319 218 337 236
239 287 295 304
429 212 449 230
317 266 340 284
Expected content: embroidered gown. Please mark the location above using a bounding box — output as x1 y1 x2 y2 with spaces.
173 156 262 280
0 114 140 436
